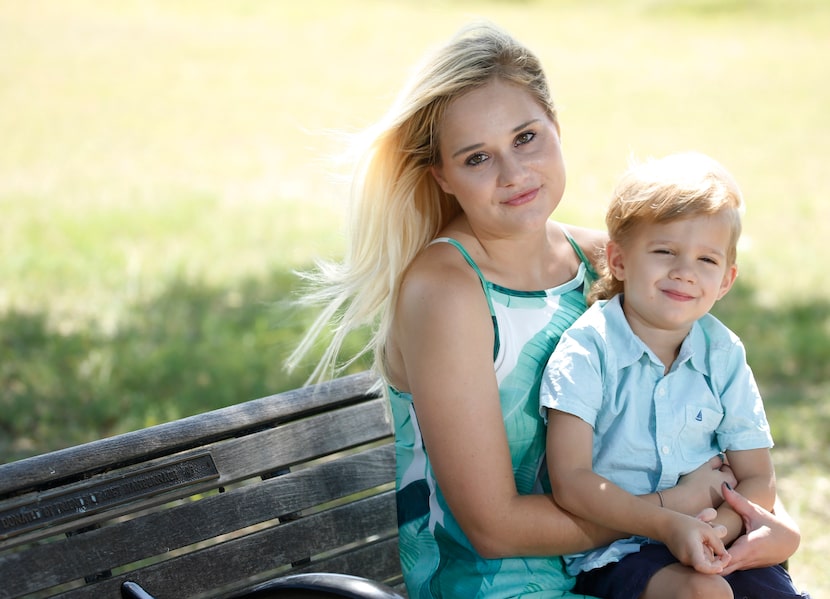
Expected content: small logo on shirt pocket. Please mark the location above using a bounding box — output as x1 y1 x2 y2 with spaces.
678 405 724 462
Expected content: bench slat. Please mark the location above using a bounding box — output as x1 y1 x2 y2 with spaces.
208 397 391 483
0 371 382 497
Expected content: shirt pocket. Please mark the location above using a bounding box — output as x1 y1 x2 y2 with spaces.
678 405 724 463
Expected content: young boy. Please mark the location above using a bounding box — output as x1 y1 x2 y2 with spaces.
541 152 809 598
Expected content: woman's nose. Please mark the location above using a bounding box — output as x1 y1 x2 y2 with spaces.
497 153 525 187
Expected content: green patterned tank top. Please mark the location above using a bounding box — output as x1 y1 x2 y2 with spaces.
388 231 598 598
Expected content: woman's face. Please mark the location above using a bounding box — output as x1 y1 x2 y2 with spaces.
430 78 566 240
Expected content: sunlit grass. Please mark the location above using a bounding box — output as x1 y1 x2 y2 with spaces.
3 0 829 312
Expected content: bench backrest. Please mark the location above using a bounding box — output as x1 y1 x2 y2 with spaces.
0 371 402 598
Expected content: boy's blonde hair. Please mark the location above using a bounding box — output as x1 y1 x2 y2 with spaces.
589 151 744 304
288 22 558 383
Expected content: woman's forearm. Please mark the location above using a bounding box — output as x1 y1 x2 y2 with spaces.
470 492 623 559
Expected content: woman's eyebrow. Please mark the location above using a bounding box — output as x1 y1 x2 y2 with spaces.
451 142 484 160
513 118 540 132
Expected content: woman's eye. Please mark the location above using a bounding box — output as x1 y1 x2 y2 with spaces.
515 131 535 146
465 152 488 166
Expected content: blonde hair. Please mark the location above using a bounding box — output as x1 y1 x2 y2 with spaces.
589 151 744 304
287 22 558 383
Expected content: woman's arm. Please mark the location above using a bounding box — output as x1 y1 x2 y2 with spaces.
394 250 619 558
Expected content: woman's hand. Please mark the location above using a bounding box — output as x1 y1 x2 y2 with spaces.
670 455 737 516
719 483 801 575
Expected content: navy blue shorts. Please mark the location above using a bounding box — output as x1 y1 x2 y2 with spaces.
572 543 811 599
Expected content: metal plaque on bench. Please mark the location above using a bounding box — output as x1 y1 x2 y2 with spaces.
0 452 219 540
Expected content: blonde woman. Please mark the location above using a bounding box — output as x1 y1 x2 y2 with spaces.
290 23 800 598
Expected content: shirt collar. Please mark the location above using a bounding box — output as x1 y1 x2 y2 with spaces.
601 294 707 374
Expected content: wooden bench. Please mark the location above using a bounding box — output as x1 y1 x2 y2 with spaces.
0 370 407 598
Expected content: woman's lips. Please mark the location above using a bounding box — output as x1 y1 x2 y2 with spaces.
504 187 539 206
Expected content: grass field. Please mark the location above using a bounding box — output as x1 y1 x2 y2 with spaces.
1 0 828 594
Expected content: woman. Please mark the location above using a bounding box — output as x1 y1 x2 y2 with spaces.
289 22 800 598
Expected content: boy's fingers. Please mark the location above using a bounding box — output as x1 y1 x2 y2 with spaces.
695 507 717 522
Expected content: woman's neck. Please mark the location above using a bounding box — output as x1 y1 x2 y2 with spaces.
446 220 578 290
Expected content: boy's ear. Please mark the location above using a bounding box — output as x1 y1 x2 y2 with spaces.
717 264 739 300
606 240 626 281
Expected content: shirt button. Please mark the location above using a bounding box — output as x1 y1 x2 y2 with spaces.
661 446 670 455
657 387 666 397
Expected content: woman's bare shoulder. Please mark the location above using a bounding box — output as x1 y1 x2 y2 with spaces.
559 223 607 266
389 240 494 390
400 240 483 304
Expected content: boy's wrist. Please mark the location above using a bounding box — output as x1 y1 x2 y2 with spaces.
713 507 744 545
651 506 686 543
660 486 683 513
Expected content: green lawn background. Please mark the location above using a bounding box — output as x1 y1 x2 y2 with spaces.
1 0 828 594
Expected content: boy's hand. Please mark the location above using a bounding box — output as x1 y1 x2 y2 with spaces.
676 455 737 515
664 512 731 574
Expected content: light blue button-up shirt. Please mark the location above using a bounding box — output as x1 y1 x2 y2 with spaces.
540 294 773 574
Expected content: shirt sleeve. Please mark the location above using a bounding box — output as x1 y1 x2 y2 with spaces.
539 326 605 427
714 336 774 451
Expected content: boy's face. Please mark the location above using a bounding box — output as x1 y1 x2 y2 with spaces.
606 213 738 337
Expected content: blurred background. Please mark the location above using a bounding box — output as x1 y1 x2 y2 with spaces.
1 0 827 593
